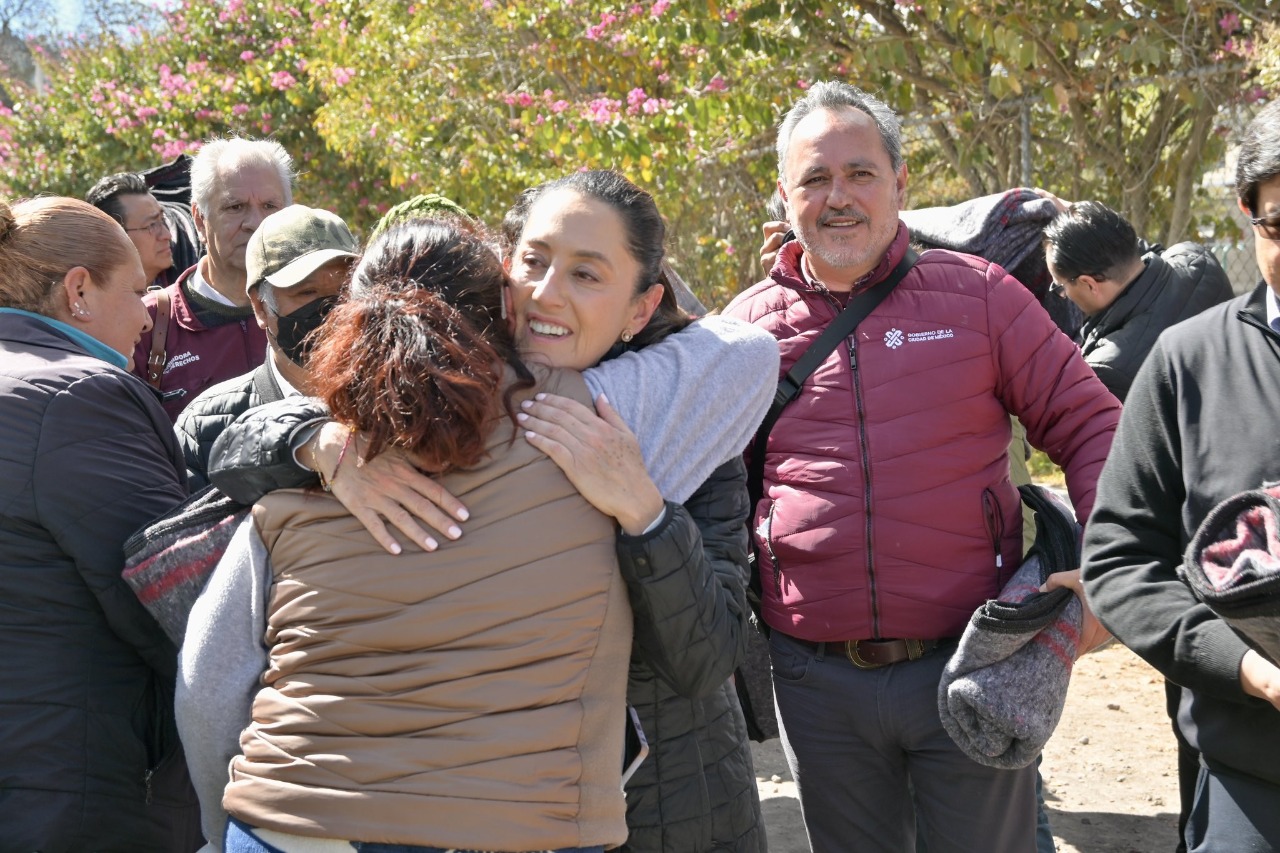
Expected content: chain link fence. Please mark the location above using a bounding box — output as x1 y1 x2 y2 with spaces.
1208 238 1261 295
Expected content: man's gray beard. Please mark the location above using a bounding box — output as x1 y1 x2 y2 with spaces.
795 226 889 284
805 241 872 275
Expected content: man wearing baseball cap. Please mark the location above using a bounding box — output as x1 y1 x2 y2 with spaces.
175 204 359 490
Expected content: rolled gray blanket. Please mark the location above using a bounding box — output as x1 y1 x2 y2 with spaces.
122 485 249 644
901 188 1083 338
938 485 1082 769
1180 484 1280 666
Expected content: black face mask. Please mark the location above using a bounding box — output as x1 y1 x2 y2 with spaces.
273 295 339 366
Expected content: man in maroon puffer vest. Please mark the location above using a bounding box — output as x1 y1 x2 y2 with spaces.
725 81 1120 853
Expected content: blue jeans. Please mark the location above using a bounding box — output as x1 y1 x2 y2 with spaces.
226 817 605 853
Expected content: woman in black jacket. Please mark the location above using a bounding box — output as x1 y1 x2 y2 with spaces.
0 197 202 851
207 173 767 852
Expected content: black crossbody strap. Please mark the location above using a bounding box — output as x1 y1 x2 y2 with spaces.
748 249 918 509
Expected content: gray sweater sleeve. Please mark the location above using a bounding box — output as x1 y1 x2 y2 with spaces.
176 518 271 851
582 315 779 504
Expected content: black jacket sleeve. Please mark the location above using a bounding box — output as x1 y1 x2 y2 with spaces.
1082 341 1251 701
33 373 188 678
175 409 210 492
207 396 329 504
615 457 751 698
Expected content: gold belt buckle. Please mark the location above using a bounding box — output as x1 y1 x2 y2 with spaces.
845 640 886 669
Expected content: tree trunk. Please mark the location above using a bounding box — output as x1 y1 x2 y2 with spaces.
1166 98 1214 246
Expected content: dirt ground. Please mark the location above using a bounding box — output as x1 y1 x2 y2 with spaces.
752 642 1182 853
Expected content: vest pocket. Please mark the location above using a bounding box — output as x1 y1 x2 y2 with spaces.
982 488 1005 583
760 501 784 602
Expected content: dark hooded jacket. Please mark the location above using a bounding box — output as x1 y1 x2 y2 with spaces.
0 312 201 851
1078 242 1234 401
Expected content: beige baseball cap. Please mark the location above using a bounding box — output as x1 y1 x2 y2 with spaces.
245 204 359 295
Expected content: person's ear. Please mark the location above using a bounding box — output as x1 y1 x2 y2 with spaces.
1077 273 1103 295
59 266 94 324
626 282 665 337
502 283 515 331
191 200 208 242
894 163 909 207
1239 196 1254 217
247 288 271 332
777 178 789 210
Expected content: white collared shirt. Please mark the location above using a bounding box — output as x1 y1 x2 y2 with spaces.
189 262 238 308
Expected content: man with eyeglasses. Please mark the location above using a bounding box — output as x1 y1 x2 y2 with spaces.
86 172 177 287
1041 200 1233 403
1083 100 1280 850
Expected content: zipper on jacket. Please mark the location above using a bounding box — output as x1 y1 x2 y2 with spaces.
143 767 154 805
763 501 784 602
982 488 1005 582
849 335 880 637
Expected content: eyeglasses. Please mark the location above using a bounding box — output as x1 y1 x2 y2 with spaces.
1049 271 1107 297
1248 210 1280 241
125 218 170 238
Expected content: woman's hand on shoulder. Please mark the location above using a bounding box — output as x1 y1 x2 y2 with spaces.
519 393 664 536
306 422 469 555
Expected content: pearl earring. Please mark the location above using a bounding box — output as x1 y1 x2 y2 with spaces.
620 329 634 343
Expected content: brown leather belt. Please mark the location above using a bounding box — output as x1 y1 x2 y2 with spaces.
791 637 942 669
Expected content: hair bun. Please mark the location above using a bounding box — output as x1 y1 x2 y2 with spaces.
0 200 15 243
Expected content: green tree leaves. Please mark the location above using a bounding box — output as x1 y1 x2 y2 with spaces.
0 0 1271 305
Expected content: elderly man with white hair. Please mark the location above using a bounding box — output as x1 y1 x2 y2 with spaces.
132 136 294 421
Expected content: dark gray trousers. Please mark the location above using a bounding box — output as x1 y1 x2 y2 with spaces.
770 631 1038 853
1185 763 1280 852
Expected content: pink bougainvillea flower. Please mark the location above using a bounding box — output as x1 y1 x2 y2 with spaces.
333 66 355 86
270 70 298 90
583 97 621 124
706 75 728 92
1219 12 1241 32
240 50 255 61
